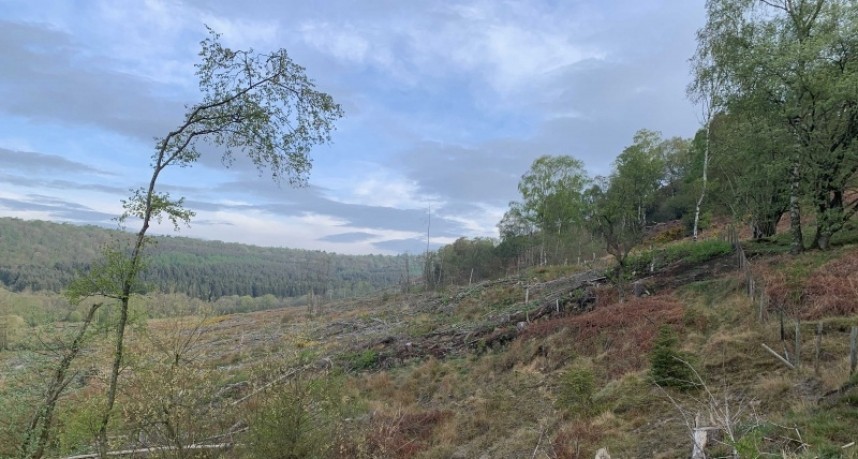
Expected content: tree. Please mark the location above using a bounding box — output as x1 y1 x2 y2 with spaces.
694 0 858 251
708 110 793 239
585 130 668 299
517 155 589 235
21 28 342 459
501 155 590 267
614 130 667 226
648 136 696 225
585 176 645 299
650 325 696 390
688 59 719 240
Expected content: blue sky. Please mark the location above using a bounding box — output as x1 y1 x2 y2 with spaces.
0 0 706 255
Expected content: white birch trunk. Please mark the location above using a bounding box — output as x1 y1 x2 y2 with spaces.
693 111 711 241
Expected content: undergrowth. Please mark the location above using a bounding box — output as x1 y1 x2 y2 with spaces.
625 239 732 275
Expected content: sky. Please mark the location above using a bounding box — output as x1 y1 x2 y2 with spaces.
0 0 707 255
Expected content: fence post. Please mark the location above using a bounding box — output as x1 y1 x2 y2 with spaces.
794 320 801 368
814 322 822 375
850 326 858 376
0 317 6 351
779 310 786 342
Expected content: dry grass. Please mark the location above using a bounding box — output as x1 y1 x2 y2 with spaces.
548 419 605 459
521 294 685 378
802 252 858 318
10 240 858 459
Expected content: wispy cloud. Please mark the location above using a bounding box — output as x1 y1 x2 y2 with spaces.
0 0 707 254
298 1 605 98
0 148 113 175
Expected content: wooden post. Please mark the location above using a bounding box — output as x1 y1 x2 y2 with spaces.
779 310 785 342
850 326 858 375
794 320 801 368
0 317 7 351
469 268 474 287
555 299 560 314
525 287 529 304
691 413 708 459
814 322 822 375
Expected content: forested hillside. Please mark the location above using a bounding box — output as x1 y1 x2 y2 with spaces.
0 218 418 299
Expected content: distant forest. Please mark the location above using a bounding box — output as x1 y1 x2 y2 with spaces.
0 218 419 300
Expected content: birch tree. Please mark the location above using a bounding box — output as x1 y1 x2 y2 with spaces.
21 28 342 459
693 0 858 251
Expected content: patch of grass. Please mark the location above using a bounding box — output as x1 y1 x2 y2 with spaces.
785 406 858 457
627 239 733 274
343 349 378 372
829 222 858 247
678 277 741 308
403 313 437 338
743 231 796 255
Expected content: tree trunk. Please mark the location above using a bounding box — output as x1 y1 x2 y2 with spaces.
789 161 804 254
23 303 102 459
97 298 130 456
812 189 842 251
693 119 711 241
751 214 781 240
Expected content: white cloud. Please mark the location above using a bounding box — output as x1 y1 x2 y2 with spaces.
298 1 605 97
298 22 373 64
199 13 279 48
436 2 605 94
321 164 443 210
437 203 507 239
180 208 425 254
0 0 707 254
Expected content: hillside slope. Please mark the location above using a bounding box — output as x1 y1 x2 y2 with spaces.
0 217 417 300
3 236 858 458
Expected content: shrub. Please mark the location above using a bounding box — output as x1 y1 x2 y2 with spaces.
244 376 345 459
556 363 596 417
64 310 83 322
649 325 696 390
344 349 378 371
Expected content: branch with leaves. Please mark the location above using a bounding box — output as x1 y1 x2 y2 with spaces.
22 27 342 459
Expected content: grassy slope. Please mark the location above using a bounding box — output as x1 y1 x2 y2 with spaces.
2 234 858 458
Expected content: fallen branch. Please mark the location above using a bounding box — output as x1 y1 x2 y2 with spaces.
762 343 796 370
55 443 234 459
